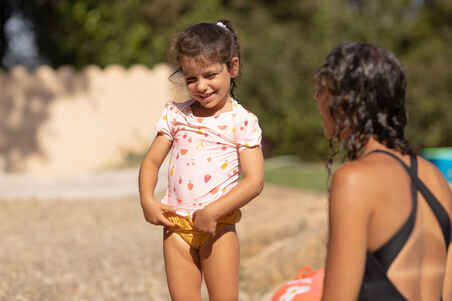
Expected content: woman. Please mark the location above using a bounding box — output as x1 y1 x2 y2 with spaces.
315 42 452 301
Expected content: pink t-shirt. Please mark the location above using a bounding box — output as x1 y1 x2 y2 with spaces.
155 99 262 217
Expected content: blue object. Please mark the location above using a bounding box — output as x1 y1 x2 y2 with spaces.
422 147 452 182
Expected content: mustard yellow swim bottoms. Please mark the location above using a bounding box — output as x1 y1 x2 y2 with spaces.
166 210 241 249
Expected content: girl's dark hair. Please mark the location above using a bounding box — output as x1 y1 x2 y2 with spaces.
169 20 241 99
316 42 414 164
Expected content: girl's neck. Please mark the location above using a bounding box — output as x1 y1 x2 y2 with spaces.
360 137 398 158
191 96 233 117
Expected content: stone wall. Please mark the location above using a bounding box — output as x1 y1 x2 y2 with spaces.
0 64 189 176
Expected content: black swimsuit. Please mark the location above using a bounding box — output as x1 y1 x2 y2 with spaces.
358 150 451 301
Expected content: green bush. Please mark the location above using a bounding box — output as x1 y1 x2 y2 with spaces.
5 0 452 160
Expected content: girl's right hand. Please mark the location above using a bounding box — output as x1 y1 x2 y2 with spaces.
141 199 176 227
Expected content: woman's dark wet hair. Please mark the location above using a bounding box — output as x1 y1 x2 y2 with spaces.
316 42 414 164
168 20 241 99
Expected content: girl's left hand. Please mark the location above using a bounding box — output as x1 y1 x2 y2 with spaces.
192 208 217 235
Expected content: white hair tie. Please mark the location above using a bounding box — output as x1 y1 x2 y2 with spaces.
216 22 228 30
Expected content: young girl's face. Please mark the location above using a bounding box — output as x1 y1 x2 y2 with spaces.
180 55 239 112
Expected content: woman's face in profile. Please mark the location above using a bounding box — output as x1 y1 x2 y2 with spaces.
314 84 335 138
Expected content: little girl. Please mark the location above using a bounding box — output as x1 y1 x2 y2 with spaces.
139 20 264 301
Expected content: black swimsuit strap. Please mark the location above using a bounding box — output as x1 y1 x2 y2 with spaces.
367 151 417 271
367 149 451 249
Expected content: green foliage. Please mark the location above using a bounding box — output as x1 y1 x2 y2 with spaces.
265 161 328 192
229 0 452 158
5 0 452 159
20 0 156 68
12 0 232 69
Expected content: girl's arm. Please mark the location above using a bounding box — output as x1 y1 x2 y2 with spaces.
192 146 264 234
321 164 374 301
139 134 176 227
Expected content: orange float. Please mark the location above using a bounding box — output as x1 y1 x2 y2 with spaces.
271 267 324 301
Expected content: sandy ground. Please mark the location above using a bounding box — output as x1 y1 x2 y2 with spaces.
0 170 327 301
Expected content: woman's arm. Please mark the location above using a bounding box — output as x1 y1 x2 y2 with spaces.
322 164 374 301
192 146 264 234
445 244 452 301
441 181 452 301
139 134 176 227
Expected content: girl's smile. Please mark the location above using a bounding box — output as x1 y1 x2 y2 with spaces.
180 56 239 116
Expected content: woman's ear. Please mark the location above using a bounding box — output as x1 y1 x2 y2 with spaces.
228 57 240 78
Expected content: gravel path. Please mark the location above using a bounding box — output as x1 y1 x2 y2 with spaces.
0 156 302 202
0 161 168 201
1 160 328 301
1 184 327 301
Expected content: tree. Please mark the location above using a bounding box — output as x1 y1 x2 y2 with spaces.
1 0 15 68
227 0 452 158
3 0 452 158
3 0 228 69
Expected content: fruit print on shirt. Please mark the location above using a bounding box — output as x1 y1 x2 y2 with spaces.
154 98 262 217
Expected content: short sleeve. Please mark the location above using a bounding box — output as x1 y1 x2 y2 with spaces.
154 102 174 141
237 113 262 152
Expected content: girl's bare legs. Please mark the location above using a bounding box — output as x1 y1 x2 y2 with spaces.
200 225 240 301
163 229 203 301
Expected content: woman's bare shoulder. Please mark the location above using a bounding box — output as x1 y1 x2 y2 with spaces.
329 161 382 211
418 156 450 185
332 159 383 192
418 156 452 216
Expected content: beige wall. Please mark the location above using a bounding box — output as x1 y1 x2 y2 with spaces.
0 64 189 176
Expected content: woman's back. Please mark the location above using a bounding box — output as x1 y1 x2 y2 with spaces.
315 42 451 301
357 150 452 300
